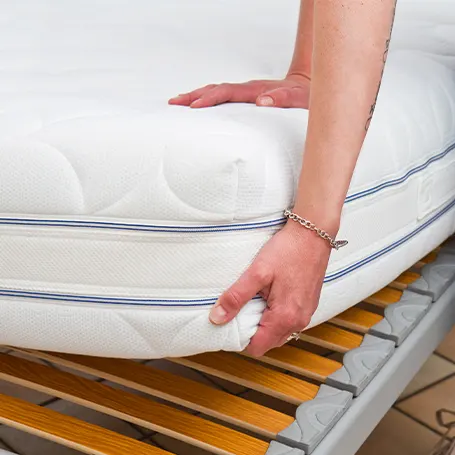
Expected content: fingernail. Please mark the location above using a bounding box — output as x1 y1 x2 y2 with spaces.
257 96 274 106
209 304 228 325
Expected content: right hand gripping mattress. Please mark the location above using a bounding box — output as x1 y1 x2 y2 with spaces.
0 0 455 358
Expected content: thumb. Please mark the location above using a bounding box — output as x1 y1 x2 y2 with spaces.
256 86 309 109
209 262 272 325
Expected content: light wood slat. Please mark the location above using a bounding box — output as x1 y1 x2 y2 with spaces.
0 354 269 455
299 324 363 353
15 349 292 439
364 287 403 308
170 352 319 405
414 251 438 269
0 393 170 455
390 271 421 290
246 346 342 382
330 307 383 333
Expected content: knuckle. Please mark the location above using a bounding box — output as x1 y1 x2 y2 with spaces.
249 80 268 90
204 85 221 95
296 313 311 329
277 304 310 331
207 85 230 102
223 288 243 312
218 83 232 91
294 302 314 327
250 261 272 284
279 306 300 330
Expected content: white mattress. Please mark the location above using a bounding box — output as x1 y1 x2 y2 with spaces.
1 0 455 358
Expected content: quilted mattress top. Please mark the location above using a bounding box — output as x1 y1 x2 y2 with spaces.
0 0 454 224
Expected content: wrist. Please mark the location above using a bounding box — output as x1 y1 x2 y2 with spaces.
283 207 349 251
282 218 333 254
286 71 311 84
290 202 342 238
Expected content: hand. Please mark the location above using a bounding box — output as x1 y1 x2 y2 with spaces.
168 74 311 109
209 221 331 357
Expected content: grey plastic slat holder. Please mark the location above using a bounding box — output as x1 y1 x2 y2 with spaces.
369 289 432 345
266 441 306 455
408 252 455 302
325 334 395 396
276 385 352 454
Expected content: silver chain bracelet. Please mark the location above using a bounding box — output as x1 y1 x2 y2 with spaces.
284 209 348 250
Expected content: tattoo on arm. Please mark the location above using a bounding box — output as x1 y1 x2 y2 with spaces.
365 1 397 131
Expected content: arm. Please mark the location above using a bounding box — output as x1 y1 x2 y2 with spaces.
209 0 398 356
295 0 397 235
288 0 314 81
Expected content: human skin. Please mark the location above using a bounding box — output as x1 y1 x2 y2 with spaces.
169 0 398 357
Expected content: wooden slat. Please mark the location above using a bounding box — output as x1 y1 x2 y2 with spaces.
0 393 170 455
390 271 421 290
248 345 342 382
170 352 319 405
299 324 363 353
330 307 383 333
0 354 269 455
15 349 292 439
289 340 333 357
364 287 403 308
414 251 438 269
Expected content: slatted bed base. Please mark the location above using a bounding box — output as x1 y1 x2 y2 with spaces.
0 237 454 455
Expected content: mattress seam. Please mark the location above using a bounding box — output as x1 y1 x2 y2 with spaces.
2 194 454 305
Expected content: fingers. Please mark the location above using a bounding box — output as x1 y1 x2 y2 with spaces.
246 299 312 357
169 81 310 109
256 86 310 109
168 84 217 106
209 261 272 325
169 83 262 108
191 83 261 108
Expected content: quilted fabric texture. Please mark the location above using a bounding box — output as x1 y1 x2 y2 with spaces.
0 0 455 357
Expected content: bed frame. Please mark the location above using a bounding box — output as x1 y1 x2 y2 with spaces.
0 237 454 455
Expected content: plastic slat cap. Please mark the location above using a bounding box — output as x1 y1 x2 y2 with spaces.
276 385 352 454
369 290 432 345
325 335 395 396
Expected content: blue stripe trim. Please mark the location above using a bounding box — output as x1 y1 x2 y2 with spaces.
324 196 455 283
0 292 215 307
0 290 218 303
0 290 262 307
0 217 286 233
2 196 455 307
346 142 455 203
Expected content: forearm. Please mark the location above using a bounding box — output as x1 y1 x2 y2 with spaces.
288 0 314 80
293 0 397 234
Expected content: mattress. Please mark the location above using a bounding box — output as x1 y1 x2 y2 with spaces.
1 0 455 358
